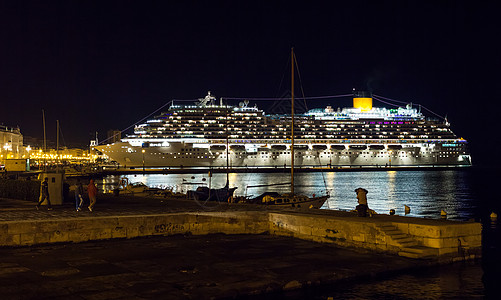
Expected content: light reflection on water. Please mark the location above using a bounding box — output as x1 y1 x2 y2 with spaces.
307 262 485 299
102 170 477 220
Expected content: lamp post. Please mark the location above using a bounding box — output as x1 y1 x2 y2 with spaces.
142 149 145 173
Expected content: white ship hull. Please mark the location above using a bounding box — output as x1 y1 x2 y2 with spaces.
95 140 471 168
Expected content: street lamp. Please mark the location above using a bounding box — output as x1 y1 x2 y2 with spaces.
142 149 145 173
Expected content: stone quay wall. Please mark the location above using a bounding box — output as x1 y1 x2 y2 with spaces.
0 211 481 259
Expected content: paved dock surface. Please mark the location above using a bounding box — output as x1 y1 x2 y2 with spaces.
0 233 428 300
0 193 464 226
0 195 470 299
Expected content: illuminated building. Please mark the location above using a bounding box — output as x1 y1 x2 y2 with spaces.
0 125 24 164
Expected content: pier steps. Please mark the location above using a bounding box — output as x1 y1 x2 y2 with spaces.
377 224 438 259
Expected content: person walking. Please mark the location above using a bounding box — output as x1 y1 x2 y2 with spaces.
75 179 84 211
36 177 53 210
87 179 98 212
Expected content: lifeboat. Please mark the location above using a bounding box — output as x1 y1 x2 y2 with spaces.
331 145 346 150
271 145 287 150
312 145 328 150
349 145 367 150
210 145 226 151
293 145 309 150
230 145 246 151
387 145 403 150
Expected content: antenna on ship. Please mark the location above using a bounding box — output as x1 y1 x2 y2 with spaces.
198 91 216 107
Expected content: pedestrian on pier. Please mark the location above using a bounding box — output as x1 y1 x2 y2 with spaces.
355 187 368 217
75 179 85 211
87 179 98 212
36 177 52 210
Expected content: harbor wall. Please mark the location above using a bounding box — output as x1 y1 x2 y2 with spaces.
392 221 482 255
267 213 481 258
0 211 481 259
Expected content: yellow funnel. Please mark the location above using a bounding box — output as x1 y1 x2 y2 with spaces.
353 97 372 112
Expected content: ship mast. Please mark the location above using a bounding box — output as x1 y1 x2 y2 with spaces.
42 109 47 171
291 47 295 195
225 101 229 187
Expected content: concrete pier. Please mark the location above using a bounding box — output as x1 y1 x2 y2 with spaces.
0 195 481 261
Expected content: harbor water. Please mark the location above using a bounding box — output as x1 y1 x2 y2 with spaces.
99 167 499 298
103 169 480 220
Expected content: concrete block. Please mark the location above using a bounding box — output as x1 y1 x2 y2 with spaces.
10 234 21 246
48 220 78 232
407 224 441 238
68 231 91 243
124 227 138 238
87 218 119 230
438 247 458 256
112 226 127 238
352 234 366 243
117 215 144 227
0 234 17 246
49 230 69 243
19 233 36 245
298 225 312 236
7 222 37 235
89 228 112 240
191 222 212 235
137 225 148 236
462 234 482 247
244 220 267 234
34 232 51 244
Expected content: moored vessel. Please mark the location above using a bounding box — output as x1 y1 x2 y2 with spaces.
95 92 471 169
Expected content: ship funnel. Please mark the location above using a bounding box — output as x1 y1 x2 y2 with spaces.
353 91 372 112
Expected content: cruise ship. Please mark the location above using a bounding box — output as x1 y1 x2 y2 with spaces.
95 91 471 168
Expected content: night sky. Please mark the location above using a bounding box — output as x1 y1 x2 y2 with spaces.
1 1 500 167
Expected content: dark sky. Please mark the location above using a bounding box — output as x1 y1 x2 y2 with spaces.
1 1 500 166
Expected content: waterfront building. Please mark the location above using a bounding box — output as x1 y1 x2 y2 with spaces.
0 125 24 165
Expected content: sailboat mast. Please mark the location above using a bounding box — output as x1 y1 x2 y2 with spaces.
291 47 295 195
42 109 47 171
225 101 229 186
56 120 60 171
56 120 59 159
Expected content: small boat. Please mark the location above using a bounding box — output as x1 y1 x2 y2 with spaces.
187 184 237 202
249 192 328 209
116 177 158 196
117 181 149 195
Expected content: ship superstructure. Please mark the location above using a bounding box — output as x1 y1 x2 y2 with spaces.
95 92 471 168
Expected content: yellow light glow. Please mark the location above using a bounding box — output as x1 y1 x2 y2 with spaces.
353 97 373 112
